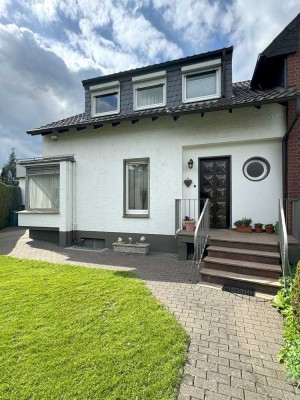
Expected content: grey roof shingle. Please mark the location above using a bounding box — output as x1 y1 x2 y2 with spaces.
27 81 300 135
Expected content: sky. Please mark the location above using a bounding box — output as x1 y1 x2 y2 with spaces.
0 0 299 168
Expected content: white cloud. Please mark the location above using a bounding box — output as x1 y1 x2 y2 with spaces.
0 23 84 166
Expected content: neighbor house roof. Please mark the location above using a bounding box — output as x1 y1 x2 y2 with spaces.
252 13 300 88
27 81 300 135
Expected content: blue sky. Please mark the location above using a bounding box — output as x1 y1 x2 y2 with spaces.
0 0 299 168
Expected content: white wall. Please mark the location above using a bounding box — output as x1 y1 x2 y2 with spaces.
36 103 285 235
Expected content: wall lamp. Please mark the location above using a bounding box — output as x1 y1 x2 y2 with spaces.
50 135 58 141
188 159 194 169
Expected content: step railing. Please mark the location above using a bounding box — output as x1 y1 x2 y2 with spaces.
189 198 210 281
175 198 207 235
279 198 290 287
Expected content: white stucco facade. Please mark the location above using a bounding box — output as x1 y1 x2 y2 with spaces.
18 103 285 246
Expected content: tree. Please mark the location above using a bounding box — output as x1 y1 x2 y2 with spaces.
1 148 18 185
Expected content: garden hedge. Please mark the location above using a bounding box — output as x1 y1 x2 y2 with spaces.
0 182 22 229
291 262 300 332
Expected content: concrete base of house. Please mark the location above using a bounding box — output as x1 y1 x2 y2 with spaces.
28 229 177 253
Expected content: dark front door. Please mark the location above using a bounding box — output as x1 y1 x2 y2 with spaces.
199 157 230 229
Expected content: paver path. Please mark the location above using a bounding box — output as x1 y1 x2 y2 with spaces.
0 228 298 400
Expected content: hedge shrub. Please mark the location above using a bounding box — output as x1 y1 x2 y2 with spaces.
272 261 300 382
0 182 22 229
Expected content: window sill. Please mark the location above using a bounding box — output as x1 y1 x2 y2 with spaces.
18 210 60 214
123 214 150 218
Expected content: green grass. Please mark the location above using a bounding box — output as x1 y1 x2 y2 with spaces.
0 255 188 400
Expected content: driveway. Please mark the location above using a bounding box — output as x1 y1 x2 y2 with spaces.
0 228 298 400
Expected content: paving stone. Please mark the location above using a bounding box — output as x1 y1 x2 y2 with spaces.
180 383 204 399
266 377 297 393
252 364 277 378
218 383 244 399
231 376 257 392
218 365 242 378
256 382 285 398
244 390 269 400
205 390 231 400
194 376 218 392
207 371 230 385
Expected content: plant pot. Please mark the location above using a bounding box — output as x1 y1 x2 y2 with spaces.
236 226 252 233
255 226 263 233
185 220 195 232
265 226 274 234
112 242 150 255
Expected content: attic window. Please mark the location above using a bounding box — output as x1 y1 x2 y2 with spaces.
90 81 120 117
133 71 166 111
182 59 221 103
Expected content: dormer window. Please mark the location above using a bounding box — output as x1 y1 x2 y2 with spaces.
133 71 166 111
90 81 120 117
182 59 221 103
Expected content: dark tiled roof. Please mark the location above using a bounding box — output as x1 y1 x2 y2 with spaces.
261 13 300 58
27 81 300 135
82 47 233 86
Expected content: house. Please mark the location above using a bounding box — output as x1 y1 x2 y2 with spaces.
18 14 300 267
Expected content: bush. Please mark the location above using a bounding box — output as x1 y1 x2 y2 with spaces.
272 261 300 383
0 182 22 229
291 263 300 332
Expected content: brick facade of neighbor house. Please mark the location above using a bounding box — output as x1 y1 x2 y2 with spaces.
286 33 300 233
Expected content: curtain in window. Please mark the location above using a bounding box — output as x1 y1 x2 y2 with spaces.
137 85 163 107
29 174 60 209
186 71 216 98
128 163 148 210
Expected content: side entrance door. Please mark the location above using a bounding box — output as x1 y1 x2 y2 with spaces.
199 156 231 229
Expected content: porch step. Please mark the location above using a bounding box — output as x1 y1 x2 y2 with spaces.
210 238 279 253
200 267 281 295
204 256 281 279
207 246 281 265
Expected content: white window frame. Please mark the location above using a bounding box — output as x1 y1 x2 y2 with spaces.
26 166 60 212
133 71 166 111
90 81 120 117
182 59 221 103
125 159 150 216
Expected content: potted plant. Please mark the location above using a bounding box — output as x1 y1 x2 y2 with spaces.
265 224 274 234
112 236 150 255
184 216 195 232
254 223 263 233
234 217 253 233
274 221 279 235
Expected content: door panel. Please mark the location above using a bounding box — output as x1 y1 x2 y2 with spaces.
199 157 230 229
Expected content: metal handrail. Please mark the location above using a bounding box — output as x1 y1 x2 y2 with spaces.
279 198 290 287
189 199 210 281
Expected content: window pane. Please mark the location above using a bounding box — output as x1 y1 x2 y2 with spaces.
95 92 118 114
137 85 163 107
128 163 148 210
186 71 216 99
29 174 59 209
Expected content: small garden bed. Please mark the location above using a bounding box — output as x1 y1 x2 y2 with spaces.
0 255 188 399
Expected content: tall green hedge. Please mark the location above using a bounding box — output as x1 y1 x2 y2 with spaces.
0 182 22 229
291 262 300 332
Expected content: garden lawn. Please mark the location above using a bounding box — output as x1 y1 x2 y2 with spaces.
0 255 188 400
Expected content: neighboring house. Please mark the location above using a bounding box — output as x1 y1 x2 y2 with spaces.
18 14 300 257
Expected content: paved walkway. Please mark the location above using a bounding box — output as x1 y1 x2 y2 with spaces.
0 228 298 400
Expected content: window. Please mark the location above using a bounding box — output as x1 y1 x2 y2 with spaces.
125 159 149 216
243 157 270 181
182 60 221 102
90 81 120 117
133 72 166 110
26 166 60 210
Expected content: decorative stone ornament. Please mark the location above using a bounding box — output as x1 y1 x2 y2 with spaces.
184 178 192 187
112 242 150 255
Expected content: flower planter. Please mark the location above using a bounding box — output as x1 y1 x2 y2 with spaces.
236 226 252 233
265 226 274 234
254 226 263 233
185 220 195 232
112 242 150 255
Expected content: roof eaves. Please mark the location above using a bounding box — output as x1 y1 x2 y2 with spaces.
27 93 299 136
